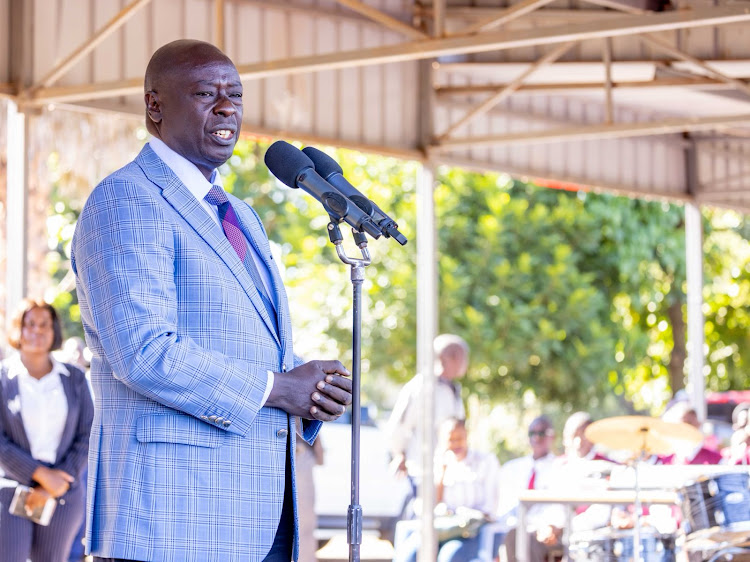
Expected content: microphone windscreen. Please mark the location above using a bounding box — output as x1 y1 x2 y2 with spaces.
301 146 343 178
264 140 314 188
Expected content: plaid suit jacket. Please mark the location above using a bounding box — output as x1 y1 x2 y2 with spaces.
71 144 320 561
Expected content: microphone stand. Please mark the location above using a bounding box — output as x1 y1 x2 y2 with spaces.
326 218 371 562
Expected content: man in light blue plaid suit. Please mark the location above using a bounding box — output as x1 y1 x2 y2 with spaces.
71 40 353 562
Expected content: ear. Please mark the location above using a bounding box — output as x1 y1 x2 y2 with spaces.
145 91 162 124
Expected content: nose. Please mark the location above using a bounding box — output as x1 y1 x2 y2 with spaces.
214 94 237 117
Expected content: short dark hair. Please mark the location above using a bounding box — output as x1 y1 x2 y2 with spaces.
529 414 553 432
7 298 64 352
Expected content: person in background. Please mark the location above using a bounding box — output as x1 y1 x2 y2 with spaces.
660 402 722 465
393 417 501 562
556 412 615 538
497 415 564 562
0 298 94 562
386 334 469 515
561 412 612 463
727 403 750 464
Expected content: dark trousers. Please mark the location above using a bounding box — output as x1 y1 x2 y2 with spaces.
263 437 294 562
0 484 86 562
505 527 560 562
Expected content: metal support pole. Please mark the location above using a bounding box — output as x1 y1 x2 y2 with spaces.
328 222 371 562
347 260 365 562
5 101 28 330
685 202 706 421
417 164 438 562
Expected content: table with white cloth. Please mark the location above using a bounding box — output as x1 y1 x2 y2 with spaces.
515 489 679 562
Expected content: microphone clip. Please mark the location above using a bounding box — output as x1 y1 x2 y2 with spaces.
327 220 371 269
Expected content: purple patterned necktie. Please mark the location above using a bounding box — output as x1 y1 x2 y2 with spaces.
205 185 278 333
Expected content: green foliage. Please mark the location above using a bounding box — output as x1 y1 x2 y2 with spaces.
42 134 750 426
702 210 750 391
47 176 83 342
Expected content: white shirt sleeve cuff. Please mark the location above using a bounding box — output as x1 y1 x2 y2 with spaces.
261 370 274 406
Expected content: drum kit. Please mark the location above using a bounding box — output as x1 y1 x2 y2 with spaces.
562 416 750 562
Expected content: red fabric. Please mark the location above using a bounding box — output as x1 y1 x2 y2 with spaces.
528 468 536 490
660 446 722 465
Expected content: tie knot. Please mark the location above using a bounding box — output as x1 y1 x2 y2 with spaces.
205 185 229 206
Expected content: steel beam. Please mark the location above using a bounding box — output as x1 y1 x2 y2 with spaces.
435 76 737 95
438 41 576 140
639 34 750 97
333 0 428 39
214 0 225 51
27 6 750 104
29 0 151 92
457 0 558 35
434 113 750 149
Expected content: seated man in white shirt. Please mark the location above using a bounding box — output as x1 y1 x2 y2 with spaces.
497 415 565 562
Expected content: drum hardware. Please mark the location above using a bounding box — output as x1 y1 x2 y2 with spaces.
568 527 676 561
706 546 750 562
680 472 750 549
585 416 704 562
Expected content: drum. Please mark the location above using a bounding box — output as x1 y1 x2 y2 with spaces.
568 527 676 562
679 472 750 542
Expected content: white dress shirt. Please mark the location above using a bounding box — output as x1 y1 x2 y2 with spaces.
148 137 275 404
386 374 466 474
496 452 565 531
438 449 501 516
6 354 69 464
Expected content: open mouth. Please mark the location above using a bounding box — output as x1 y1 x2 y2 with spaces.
212 129 234 140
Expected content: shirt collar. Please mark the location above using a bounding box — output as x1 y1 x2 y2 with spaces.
5 354 70 380
148 137 222 202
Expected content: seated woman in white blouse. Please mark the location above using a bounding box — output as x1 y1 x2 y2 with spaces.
0 298 94 562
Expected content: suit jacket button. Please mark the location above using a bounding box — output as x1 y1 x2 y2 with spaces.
277 428 289 438
208 415 218 422
223 420 232 427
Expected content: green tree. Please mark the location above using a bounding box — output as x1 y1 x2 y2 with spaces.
41 126 750 423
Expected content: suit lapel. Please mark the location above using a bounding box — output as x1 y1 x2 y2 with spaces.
56 367 76 464
135 146 281 345
1 367 31 451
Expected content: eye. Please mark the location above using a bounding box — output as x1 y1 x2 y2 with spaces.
230 92 243 99
196 91 213 97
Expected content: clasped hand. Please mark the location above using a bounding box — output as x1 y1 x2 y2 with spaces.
267 360 353 422
31 466 74 498
28 465 74 514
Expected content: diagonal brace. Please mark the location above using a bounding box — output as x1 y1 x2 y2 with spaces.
438 41 576 141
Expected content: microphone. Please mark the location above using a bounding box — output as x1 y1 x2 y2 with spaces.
302 146 408 246
264 141 382 239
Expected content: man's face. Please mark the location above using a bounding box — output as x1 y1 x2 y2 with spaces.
528 421 554 458
441 347 468 380
147 55 243 178
682 411 700 429
445 425 469 460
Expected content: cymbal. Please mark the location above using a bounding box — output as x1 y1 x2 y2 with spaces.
584 415 704 455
